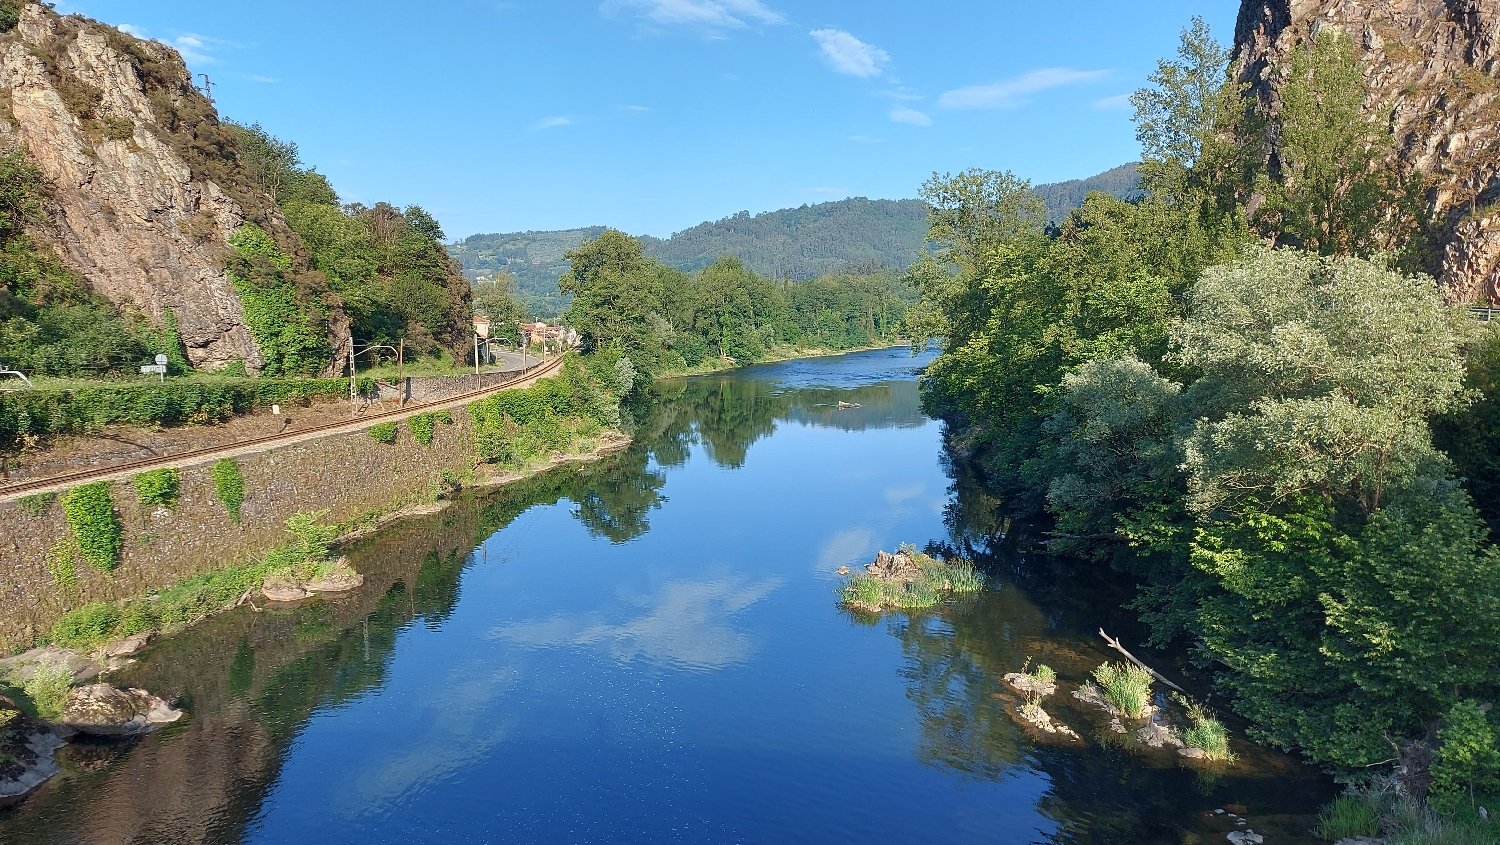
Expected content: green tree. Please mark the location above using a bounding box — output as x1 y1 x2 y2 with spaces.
560 230 669 373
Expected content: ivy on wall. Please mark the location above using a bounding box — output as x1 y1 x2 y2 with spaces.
133 468 179 510
61 482 123 573
211 459 245 523
368 421 397 444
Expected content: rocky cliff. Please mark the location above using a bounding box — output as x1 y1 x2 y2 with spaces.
0 3 345 371
1234 0 1500 302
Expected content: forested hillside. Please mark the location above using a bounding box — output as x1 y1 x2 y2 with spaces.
451 168 1142 318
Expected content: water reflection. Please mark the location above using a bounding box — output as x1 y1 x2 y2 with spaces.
0 349 1334 845
489 576 783 671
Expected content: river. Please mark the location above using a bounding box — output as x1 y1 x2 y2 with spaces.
0 347 1335 844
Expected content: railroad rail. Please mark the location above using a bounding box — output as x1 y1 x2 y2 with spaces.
0 354 567 500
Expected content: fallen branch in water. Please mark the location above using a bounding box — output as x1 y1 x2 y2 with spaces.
1098 629 1187 694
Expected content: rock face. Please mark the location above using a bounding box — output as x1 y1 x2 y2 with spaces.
0 6 280 369
1234 0 1500 302
59 683 183 736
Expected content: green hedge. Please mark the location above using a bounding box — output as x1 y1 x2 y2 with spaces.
0 376 350 452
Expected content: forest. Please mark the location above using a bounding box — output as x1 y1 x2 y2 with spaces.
552 231 917 375
908 16 1500 833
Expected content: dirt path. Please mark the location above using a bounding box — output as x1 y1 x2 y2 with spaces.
0 355 566 502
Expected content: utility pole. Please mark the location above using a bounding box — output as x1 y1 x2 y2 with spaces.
198 73 215 103
348 335 357 403
397 338 405 406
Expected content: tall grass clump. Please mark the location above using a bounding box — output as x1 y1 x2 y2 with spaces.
1092 662 1153 718
1029 663 1057 685
1316 796 1380 841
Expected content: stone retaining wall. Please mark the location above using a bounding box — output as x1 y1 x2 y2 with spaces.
0 410 481 652
373 363 550 405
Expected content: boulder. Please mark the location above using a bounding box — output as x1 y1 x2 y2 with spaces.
865 550 922 582
0 705 65 808
1137 721 1184 749
262 582 310 603
1178 746 1210 759
1226 831 1263 845
305 572 364 594
102 632 153 659
59 684 184 736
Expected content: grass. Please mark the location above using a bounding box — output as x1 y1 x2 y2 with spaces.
839 551 985 612
49 559 272 650
1091 662 1154 719
1174 694 1236 762
1317 796 1381 841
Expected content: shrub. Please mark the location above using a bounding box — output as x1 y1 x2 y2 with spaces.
409 412 437 445
1430 700 1500 812
369 421 398 443
46 541 76 589
21 661 72 721
1091 662 1153 718
211 458 245 523
17 492 54 516
49 559 273 650
133 467 179 509
61 482 123 573
1030 664 1057 685
1316 796 1380 841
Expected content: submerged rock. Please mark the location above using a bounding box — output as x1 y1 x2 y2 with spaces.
1226 831 1263 845
1007 701 1082 743
0 698 65 808
1179 746 1210 759
59 684 184 736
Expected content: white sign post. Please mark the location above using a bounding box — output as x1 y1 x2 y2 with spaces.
140 354 168 383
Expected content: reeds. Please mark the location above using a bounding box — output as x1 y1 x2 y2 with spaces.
1091 662 1153 718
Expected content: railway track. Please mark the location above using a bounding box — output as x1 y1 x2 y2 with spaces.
0 354 567 500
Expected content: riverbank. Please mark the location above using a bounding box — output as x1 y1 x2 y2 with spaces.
656 342 914 379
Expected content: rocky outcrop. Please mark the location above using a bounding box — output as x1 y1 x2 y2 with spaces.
59 683 183 736
1234 0 1500 302
864 550 922 582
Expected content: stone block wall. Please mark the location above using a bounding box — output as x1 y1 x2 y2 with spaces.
0 410 481 651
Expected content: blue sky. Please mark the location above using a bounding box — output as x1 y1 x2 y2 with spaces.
59 1 1237 239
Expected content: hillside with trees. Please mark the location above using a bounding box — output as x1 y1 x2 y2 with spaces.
0 3 471 383
450 169 1142 318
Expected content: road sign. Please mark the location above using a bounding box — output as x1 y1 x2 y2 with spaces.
140 364 167 383
155 354 168 366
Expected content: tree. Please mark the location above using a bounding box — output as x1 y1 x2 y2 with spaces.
1253 28 1426 263
472 270 526 332
560 230 667 372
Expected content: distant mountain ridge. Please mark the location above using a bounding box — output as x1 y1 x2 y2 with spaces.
452 164 1140 317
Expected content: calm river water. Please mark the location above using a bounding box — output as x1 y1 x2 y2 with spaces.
0 348 1335 844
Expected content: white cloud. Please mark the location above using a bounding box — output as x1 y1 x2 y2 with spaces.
1094 93 1133 110
532 116 572 130
809 29 888 77
247 74 279 84
172 34 215 65
118 23 147 37
604 0 784 29
938 67 1110 110
622 104 651 111
889 105 932 126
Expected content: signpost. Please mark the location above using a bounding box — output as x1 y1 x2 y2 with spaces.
140 354 168 383
473 316 491 375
